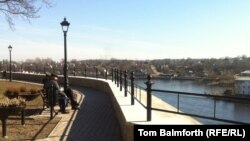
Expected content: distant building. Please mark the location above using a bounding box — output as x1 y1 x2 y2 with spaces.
234 70 250 95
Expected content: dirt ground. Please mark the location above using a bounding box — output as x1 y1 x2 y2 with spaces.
0 116 61 140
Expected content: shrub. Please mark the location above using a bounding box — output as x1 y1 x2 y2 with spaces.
30 88 39 94
4 87 19 98
0 97 26 108
20 86 28 92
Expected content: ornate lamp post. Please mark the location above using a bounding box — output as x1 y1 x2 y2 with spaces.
8 45 12 82
20 63 23 72
60 17 70 91
73 64 76 76
0 61 2 72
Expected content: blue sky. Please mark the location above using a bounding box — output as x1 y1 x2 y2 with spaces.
0 0 250 61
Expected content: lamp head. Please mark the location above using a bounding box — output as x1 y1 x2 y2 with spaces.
8 45 12 51
60 17 70 32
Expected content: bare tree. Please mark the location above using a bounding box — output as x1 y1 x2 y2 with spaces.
0 0 53 29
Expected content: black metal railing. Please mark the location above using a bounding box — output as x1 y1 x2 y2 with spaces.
151 89 250 124
107 69 250 124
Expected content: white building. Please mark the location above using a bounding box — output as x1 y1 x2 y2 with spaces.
234 70 250 95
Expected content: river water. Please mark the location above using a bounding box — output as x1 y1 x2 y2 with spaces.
135 79 250 124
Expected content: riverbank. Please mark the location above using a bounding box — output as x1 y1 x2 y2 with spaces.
149 75 235 88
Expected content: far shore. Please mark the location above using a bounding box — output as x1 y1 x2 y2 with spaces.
136 75 234 86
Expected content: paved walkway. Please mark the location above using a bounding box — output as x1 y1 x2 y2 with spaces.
3 78 204 141
39 87 122 141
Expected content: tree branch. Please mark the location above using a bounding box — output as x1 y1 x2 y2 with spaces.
0 0 53 29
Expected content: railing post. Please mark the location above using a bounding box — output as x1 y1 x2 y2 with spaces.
49 85 54 120
112 68 114 82
177 94 180 112
95 67 98 79
105 68 108 80
120 70 122 91
21 108 25 125
145 74 153 121
114 68 117 84
73 66 76 76
117 69 119 87
214 98 217 119
84 67 87 77
130 72 135 105
1 112 7 138
124 70 127 97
